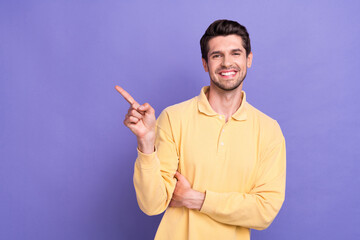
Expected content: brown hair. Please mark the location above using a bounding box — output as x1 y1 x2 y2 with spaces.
200 19 251 61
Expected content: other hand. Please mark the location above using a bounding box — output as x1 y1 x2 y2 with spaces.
169 172 205 210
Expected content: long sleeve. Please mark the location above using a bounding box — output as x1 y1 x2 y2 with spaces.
200 122 286 230
133 110 179 216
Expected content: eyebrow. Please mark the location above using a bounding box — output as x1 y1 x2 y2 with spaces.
231 48 243 53
209 48 244 56
209 51 222 56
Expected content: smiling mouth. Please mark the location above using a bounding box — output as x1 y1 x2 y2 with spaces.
217 70 238 78
220 71 237 76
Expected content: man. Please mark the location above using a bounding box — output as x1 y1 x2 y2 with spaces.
116 19 286 240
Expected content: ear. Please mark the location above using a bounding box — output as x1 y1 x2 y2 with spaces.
202 58 209 72
246 52 253 68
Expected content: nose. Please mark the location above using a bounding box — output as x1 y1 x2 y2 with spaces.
221 54 232 68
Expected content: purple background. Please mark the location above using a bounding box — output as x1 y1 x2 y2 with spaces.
1 0 360 239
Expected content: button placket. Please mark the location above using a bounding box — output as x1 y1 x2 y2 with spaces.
217 122 227 155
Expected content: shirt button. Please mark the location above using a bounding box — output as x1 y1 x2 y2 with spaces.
219 115 223 119
220 142 224 146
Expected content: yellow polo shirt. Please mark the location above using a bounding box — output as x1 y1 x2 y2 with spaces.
133 86 286 240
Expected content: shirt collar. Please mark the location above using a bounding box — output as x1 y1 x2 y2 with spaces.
197 86 247 121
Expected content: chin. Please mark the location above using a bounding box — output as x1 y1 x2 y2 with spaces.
213 79 244 92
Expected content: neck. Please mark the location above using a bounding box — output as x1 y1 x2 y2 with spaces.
206 83 243 122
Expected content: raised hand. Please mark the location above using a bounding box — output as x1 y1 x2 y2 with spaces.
115 85 156 154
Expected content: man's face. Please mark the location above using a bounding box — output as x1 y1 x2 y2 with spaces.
202 34 253 91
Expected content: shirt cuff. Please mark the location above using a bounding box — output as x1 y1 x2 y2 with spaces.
135 147 159 170
199 190 220 214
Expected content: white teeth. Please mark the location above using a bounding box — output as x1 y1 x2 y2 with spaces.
220 72 235 76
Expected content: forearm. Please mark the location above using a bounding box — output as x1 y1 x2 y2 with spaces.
200 189 285 230
200 137 286 229
133 149 176 216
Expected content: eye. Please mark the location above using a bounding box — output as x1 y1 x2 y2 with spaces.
212 54 221 59
233 52 241 56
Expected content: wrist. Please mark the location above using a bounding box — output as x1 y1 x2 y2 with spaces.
185 189 205 210
137 135 155 154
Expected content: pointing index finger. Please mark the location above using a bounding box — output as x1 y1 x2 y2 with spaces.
115 85 138 105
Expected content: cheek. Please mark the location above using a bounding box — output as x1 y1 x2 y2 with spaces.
208 62 221 72
236 60 247 69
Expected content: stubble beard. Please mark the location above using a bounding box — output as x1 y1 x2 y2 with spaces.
210 70 247 92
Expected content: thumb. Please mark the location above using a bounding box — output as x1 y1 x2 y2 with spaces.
138 103 155 115
174 171 184 181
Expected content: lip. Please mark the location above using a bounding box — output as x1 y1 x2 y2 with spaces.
218 69 238 73
218 70 238 78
